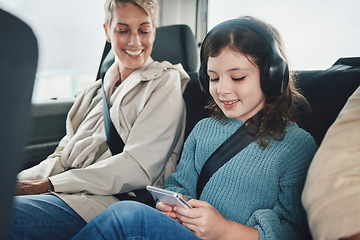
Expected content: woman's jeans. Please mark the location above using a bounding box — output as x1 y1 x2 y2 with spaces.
73 201 200 240
10 194 86 240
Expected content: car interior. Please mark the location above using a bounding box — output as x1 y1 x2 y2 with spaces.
1 2 359 239
24 24 360 171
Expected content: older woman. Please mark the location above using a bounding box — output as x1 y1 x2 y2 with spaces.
11 0 189 239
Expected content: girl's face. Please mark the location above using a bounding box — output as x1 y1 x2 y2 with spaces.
104 2 156 81
208 47 266 122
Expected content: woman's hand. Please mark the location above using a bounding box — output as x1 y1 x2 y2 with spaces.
174 199 259 240
156 193 189 222
17 178 54 195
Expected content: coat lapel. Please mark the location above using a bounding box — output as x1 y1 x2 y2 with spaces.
66 80 102 137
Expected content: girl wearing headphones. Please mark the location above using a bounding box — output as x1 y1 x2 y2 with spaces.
73 16 317 240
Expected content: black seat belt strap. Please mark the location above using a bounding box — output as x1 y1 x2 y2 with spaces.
101 78 155 207
101 78 124 155
196 113 260 199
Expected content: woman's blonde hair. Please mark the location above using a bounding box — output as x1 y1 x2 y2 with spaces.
104 0 159 27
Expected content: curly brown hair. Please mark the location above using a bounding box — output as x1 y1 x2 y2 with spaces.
201 16 310 148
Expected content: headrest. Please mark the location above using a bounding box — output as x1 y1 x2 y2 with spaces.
151 24 198 72
296 57 360 145
97 24 198 80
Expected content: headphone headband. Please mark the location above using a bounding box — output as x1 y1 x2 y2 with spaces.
199 17 289 96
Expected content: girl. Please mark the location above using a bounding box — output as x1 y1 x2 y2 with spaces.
73 16 317 240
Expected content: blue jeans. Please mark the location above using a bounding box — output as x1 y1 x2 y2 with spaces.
73 201 200 240
10 194 86 240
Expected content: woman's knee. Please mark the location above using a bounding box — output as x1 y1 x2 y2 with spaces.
11 194 86 240
106 200 154 222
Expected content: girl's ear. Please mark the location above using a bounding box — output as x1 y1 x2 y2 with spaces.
103 23 111 43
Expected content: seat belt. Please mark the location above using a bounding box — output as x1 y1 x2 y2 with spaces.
101 78 155 207
101 78 124 155
196 112 260 199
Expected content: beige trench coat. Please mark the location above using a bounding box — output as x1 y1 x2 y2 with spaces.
18 59 190 222
302 86 360 240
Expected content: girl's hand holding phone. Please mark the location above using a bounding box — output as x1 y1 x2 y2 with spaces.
172 199 227 239
174 199 259 240
156 193 189 222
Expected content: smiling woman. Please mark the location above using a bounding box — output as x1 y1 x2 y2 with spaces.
103 1 156 81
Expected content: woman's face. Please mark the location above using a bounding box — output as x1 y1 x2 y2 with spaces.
208 47 266 121
104 2 155 80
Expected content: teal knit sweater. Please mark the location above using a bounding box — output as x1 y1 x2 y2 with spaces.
164 117 318 240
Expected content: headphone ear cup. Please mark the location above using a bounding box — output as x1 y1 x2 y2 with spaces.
261 55 289 96
259 59 269 95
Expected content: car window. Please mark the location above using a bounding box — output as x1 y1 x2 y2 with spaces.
208 0 360 70
0 0 105 100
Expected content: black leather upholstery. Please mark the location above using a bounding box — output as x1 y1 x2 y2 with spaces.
152 24 198 72
296 59 360 145
0 8 38 239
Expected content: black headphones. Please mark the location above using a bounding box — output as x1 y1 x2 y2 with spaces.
199 17 289 97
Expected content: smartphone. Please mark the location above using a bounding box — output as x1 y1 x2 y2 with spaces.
146 186 192 209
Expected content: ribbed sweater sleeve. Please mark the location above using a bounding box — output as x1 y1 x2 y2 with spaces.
165 117 318 240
